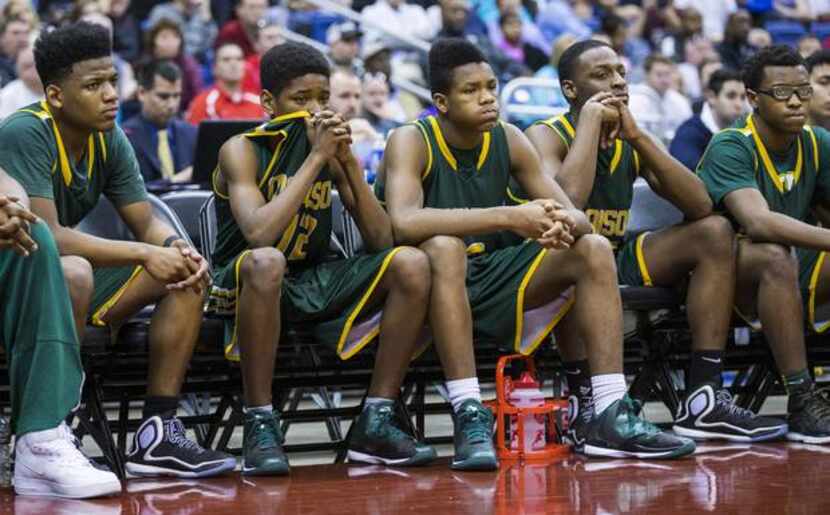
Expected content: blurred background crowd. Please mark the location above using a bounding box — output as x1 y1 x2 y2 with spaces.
2 0 830 186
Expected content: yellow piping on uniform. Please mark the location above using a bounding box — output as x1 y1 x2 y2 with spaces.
224 249 253 361
90 266 144 326
428 116 458 170
414 122 434 179
635 232 653 286
809 251 830 334
609 139 623 174
748 115 802 193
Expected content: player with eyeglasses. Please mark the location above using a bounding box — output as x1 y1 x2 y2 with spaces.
698 45 830 445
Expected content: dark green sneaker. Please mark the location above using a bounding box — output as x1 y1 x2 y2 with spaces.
583 395 695 459
451 399 498 471
565 386 594 453
347 403 437 466
787 386 830 444
242 410 289 476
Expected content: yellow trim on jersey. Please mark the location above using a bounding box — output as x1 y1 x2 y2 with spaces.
466 242 486 255
256 130 288 190
609 139 623 175
539 116 571 148
336 247 404 360
427 116 491 172
808 251 830 334
211 165 229 199
747 114 802 193
245 110 310 138
98 132 107 162
36 101 102 188
634 232 653 286
414 122 434 179
86 136 95 180
506 186 528 205
633 150 641 176
224 249 253 361
806 125 819 172
559 115 576 138
514 247 575 355
89 266 144 327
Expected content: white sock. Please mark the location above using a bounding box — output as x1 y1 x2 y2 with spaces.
591 373 627 415
245 404 274 413
446 377 481 413
363 397 395 411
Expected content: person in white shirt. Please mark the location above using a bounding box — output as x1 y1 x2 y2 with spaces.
628 53 693 145
0 44 41 120
360 0 433 44
673 0 736 42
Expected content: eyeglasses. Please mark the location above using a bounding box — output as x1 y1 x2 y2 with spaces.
754 85 813 101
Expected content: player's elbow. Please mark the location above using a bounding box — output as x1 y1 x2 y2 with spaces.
244 227 276 249
390 214 419 246
685 196 713 221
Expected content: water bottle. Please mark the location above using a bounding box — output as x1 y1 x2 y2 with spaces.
365 136 385 185
508 372 546 451
0 416 11 487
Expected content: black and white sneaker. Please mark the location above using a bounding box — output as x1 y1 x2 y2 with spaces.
673 384 788 442
126 416 237 478
787 386 830 444
564 386 593 452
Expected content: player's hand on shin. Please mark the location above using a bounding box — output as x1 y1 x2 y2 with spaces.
0 195 39 256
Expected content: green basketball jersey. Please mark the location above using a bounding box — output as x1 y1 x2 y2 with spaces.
212 111 333 270
698 114 830 224
0 101 148 227
508 112 641 249
376 115 512 254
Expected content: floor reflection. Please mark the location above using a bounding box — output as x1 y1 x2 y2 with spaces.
3 443 829 515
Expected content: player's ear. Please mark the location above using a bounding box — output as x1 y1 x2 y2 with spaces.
45 84 63 110
561 79 577 103
433 92 449 115
260 89 276 119
746 89 759 111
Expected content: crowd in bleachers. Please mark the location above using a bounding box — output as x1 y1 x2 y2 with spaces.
0 0 829 191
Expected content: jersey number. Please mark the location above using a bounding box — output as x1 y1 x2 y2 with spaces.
276 213 318 260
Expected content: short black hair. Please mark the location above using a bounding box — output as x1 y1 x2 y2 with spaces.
707 68 743 94
806 48 830 73
137 59 182 90
600 12 626 37
742 44 804 91
557 39 611 83
34 22 111 87
428 38 488 95
260 41 330 96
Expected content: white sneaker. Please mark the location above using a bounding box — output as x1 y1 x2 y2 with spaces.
13 423 122 499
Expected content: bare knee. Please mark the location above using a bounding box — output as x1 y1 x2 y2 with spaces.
572 234 616 274
386 247 431 298
755 243 798 284
418 236 467 275
61 256 94 306
240 248 286 293
689 215 735 259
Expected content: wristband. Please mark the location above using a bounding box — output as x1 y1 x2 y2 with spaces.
163 235 184 248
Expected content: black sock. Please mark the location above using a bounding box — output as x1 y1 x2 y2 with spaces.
688 351 724 390
143 396 179 420
563 359 592 397
784 369 814 396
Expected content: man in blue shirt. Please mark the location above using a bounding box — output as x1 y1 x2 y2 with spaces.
123 60 197 186
670 69 747 171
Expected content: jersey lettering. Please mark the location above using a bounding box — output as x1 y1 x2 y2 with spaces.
586 209 629 239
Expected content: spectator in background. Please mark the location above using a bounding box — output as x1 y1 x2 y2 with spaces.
497 9 547 73
629 53 693 143
806 49 830 131
242 14 284 93
660 7 703 63
716 10 754 70
145 17 204 114
0 44 41 119
361 71 404 135
0 17 31 87
798 34 822 59
535 33 577 81
670 69 747 171
747 27 772 50
124 60 197 185
329 67 382 169
148 0 218 63
108 0 141 63
215 0 267 57
674 0 736 42
426 0 488 39
327 21 363 71
187 42 264 125
361 0 433 44
536 0 592 42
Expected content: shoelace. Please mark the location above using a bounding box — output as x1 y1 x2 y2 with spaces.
165 418 205 455
804 387 830 421
459 406 491 444
370 406 396 438
251 415 282 450
34 425 95 468
621 397 660 436
714 390 758 420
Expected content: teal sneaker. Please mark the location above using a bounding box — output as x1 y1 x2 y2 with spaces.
451 399 498 471
347 403 437 466
583 395 696 460
242 410 290 476
565 386 594 453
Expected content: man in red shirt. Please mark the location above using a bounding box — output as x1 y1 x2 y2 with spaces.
242 15 284 94
215 0 267 57
187 42 264 125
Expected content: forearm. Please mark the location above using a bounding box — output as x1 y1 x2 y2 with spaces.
630 132 712 219
746 211 830 251
137 217 180 247
341 159 394 251
556 109 603 208
240 152 327 247
0 175 29 207
568 208 593 238
392 206 515 246
53 224 149 267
